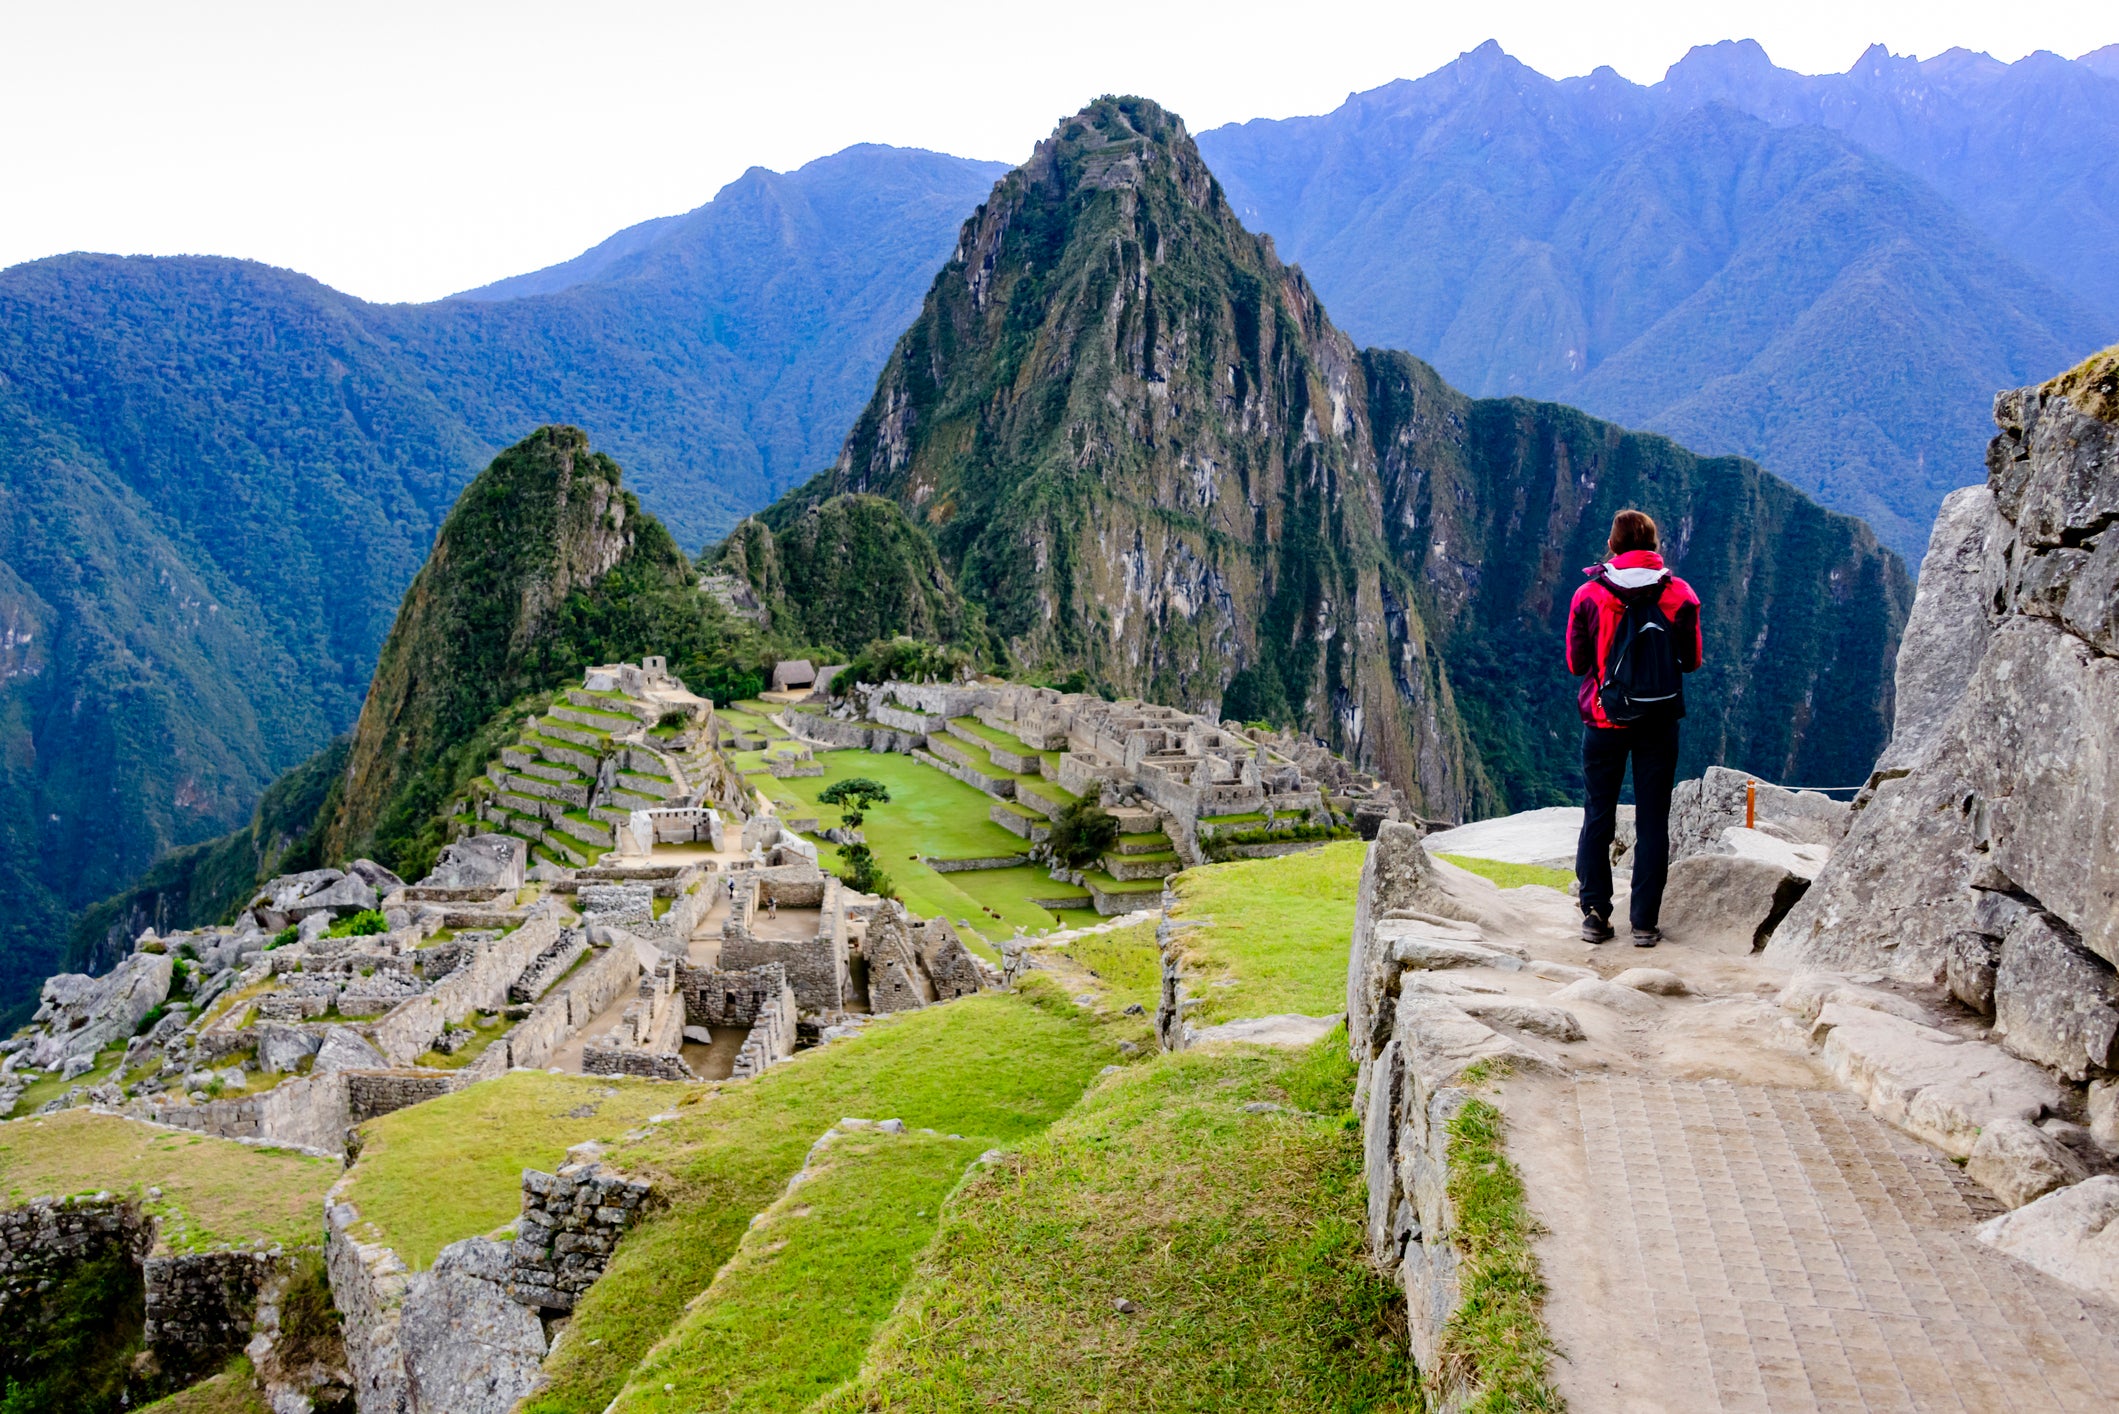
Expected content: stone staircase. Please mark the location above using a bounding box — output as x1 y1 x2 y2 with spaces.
471 686 695 869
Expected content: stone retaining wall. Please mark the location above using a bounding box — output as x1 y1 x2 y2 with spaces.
144 1067 353 1154
507 1158 656 1311
0 1194 152 1322
369 912 562 1066
926 853 1031 872
144 1247 286 1384
487 939 642 1076
345 1070 458 1122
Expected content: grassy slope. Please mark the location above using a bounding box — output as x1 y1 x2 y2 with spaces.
1164 841 1367 1025
527 987 1119 1414
816 1033 1414 1412
747 748 1098 937
1438 854 1574 892
343 1072 682 1270
0 1110 335 1253
135 1358 270 1413
610 1130 985 1413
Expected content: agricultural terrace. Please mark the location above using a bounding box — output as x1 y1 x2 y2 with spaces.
0 1110 337 1254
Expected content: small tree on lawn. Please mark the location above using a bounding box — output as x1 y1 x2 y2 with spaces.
817 777 891 831
819 777 895 896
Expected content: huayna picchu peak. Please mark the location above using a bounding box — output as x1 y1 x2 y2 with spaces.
729 96 1911 823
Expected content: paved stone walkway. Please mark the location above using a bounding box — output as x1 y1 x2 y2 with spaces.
1560 1075 2119 1411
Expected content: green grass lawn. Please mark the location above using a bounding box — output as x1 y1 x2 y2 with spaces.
1165 840 1367 1026
526 987 1119 1414
0 1110 336 1253
948 714 1036 753
608 1129 986 1413
5 1043 126 1117
1039 920 1162 1012
813 1032 1414 1412
342 1072 684 1269
1438 854 1576 891
753 751 1097 941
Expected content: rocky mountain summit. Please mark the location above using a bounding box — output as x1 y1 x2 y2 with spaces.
733 96 1910 823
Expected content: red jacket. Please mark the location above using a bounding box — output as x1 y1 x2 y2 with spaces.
1565 550 1702 728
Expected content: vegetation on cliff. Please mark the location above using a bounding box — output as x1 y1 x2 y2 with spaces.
734 96 1911 820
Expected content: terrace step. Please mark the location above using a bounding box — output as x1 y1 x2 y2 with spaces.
538 720 610 750
1101 851 1179 882
549 704 642 733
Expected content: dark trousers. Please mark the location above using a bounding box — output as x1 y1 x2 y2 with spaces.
1575 720 1680 931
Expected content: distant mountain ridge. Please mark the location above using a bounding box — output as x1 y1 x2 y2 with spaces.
1197 41 2118 561
0 144 1003 1023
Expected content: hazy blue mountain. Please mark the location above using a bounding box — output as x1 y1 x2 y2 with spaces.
1659 40 2119 318
0 144 1003 1023
1197 42 2117 561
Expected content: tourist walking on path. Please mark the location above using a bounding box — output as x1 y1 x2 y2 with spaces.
1567 510 1702 946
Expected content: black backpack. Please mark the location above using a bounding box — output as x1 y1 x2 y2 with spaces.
1598 575 1684 723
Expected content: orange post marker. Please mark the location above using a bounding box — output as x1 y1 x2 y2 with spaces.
1746 779 1756 830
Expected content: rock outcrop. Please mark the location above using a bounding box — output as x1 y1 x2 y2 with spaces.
1770 356 2119 1097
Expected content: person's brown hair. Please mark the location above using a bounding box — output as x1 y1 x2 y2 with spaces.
1608 509 1659 555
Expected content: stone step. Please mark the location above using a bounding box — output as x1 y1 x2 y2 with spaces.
538 720 609 750
549 703 641 734
605 788 662 812
616 770 679 800
1115 833 1173 855
515 759 585 785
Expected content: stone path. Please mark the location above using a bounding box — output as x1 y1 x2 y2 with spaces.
1536 1073 2119 1411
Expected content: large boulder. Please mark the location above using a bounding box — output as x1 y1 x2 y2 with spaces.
257 1023 322 1075
1876 484 1998 774
420 835 527 892
1773 373 2119 997
1966 1119 2089 1209
345 859 407 895
312 1026 387 1074
1665 766 1849 864
399 1236 546 1413
1656 853 1810 954
29 951 174 1068
1991 908 2119 1081
285 872 380 922
1976 1175 2119 1304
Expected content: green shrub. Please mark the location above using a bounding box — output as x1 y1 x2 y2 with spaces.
830 636 970 694
268 927 298 951
836 843 895 898
326 910 389 939
1047 798 1120 868
686 661 766 707
135 1005 168 1036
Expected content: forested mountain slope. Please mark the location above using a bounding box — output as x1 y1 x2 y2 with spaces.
735 97 1910 824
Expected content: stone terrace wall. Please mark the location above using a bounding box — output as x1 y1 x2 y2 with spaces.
0 1194 152 1321
482 938 642 1077
145 1248 287 1385
369 912 563 1066
345 1071 458 1122
507 1159 656 1311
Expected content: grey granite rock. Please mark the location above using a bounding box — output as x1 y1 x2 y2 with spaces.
1659 853 1811 954
1877 484 1997 774
399 1236 546 1414
1976 1174 2119 1304
313 1026 387 1075
1966 1118 2090 1208
1992 910 2119 1081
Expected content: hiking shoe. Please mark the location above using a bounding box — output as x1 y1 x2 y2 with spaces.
1581 912 1615 944
1633 927 1662 948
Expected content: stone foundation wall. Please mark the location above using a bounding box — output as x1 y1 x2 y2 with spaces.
368 912 562 1066
507 1160 656 1311
0 1194 152 1322
926 853 1031 872
345 1070 458 1122
144 1248 286 1384
143 1067 353 1155
721 922 846 1011
493 939 641 1075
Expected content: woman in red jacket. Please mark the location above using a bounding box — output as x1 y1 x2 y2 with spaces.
1566 510 1702 946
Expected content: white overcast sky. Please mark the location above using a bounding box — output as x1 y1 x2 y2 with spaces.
4 1 2115 304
